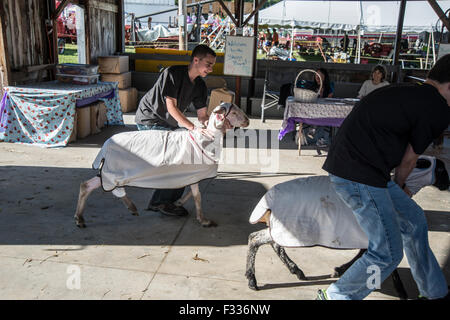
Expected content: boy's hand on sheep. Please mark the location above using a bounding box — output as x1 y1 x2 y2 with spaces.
192 127 215 139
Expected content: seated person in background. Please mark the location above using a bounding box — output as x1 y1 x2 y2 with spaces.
306 68 335 147
358 65 389 98
268 41 290 60
313 68 334 98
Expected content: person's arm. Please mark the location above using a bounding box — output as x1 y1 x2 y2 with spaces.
196 107 209 126
357 81 368 99
166 96 195 130
394 144 419 197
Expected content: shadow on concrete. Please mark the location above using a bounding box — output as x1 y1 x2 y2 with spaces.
256 277 335 291
67 124 136 149
0 165 270 247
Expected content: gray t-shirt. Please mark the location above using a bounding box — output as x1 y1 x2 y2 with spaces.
135 65 207 128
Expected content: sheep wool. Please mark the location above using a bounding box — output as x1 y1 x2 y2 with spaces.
250 175 369 249
92 128 220 192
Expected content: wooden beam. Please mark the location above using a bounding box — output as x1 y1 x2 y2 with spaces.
90 0 118 13
85 0 91 64
116 0 125 53
216 0 238 26
0 1 11 88
242 0 268 27
52 0 71 20
392 0 407 66
427 0 450 32
22 63 56 73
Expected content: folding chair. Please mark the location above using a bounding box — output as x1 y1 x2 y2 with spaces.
260 67 297 122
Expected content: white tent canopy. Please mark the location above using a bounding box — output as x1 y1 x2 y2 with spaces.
250 0 450 32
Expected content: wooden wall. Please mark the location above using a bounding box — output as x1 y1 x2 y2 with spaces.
0 0 51 88
0 0 124 91
86 0 120 64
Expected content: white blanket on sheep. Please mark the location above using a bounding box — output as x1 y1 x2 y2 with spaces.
249 159 437 249
250 176 369 249
93 129 220 191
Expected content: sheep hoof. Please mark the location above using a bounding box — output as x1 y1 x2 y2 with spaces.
248 278 259 291
76 221 86 228
131 211 139 216
295 268 308 281
201 220 217 228
332 267 345 277
75 217 86 228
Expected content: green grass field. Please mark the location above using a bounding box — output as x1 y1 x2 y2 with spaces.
58 43 136 64
58 43 352 65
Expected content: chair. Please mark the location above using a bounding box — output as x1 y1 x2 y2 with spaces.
260 67 297 122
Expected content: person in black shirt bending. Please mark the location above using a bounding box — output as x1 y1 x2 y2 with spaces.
135 45 216 217
318 54 450 300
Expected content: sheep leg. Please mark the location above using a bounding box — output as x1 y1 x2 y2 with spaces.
391 269 408 300
245 228 273 290
333 249 366 277
190 183 216 227
112 188 139 216
74 176 101 228
270 242 308 280
174 189 193 206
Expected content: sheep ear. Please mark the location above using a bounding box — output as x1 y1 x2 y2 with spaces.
212 105 226 114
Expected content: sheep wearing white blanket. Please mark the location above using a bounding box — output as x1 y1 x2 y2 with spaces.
74 103 249 228
245 156 449 299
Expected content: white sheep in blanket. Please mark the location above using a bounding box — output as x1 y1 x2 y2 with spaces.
245 156 449 300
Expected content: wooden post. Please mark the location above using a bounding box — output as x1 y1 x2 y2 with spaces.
0 2 11 91
84 0 91 64
116 0 125 53
392 0 406 66
427 0 450 32
178 0 187 50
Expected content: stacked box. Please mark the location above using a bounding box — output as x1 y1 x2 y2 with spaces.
76 107 91 139
98 55 138 113
207 88 235 115
118 87 138 113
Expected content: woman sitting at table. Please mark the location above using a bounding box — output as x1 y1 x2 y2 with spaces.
304 68 335 148
313 67 334 98
357 65 389 98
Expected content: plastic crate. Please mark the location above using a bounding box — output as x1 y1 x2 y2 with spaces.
56 63 99 76
56 73 99 85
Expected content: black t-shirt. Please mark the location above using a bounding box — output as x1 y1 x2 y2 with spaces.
323 83 450 188
135 65 207 128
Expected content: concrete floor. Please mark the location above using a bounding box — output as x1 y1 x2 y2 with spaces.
0 112 449 300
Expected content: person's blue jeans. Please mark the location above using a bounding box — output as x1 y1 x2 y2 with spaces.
136 123 185 205
326 174 448 300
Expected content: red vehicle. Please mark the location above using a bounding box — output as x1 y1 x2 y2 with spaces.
56 1 77 53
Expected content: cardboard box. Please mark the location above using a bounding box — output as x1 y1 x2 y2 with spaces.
97 101 107 129
98 56 129 74
76 106 91 139
100 72 131 89
90 103 101 135
207 88 235 115
119 87 138 113
68 114 77 143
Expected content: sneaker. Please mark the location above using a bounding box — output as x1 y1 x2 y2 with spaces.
416 291 450 300
316 289 329 300
151 203 189 217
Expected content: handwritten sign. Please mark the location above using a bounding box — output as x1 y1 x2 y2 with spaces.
224 36 255 77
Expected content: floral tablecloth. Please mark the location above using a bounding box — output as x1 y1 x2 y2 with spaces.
0 81 124 147
279 97 356 140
